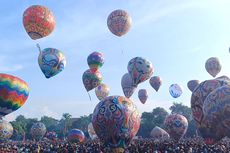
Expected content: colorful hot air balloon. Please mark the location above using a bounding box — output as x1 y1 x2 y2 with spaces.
149 76 162 92
150 126 170 140
23 5 56 40
95 83 109 101
164 114 188 141
0 120 13 141
107 9 132 37
82 69 102 92
205 57 221 77
169 84 183 98
92 96 140 152
127 57 153 86
121 73 136 98
187 80 199 92
0 73 29 117
138 89 148 104
37 45 66 78
30 122 46 140
67 129 85 143
88 123 98 140
87 52 105 71
46 131 57 141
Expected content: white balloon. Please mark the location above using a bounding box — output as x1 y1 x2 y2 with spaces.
169 84 183 98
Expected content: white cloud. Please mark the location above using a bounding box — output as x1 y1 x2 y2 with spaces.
3 113 16 122
0 55 24 72
41 106 60 119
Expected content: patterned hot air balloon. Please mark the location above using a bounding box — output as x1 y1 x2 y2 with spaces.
107 9 132 37
87 52 104 71
127 57 153 86
31 122 46 141
95 83 109 101
0 120 13 141
67 129 85 143
205 57 221 78
138 89 148 104
150 126 170 140
0 73 29 117
23 5 56 40
92 96 140 152
46 131 57 141
149 76 162 92
121 73 136 98
169 84 183 98
37 45 66 78
187 80 199 92
82 69 102 92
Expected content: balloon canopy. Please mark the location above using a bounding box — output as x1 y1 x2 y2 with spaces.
187 80 199 92
164 114 188 141
67 129 85 143
127 57 153 86
0 73 29 117
169 84 183 98
121 73 136 98
92 96 140 151
138 89 148 104
23 5 56 40
88 123 98 140
150 126 170 140
149 76 162 92
205 57 221 78
95 83 110 101
107 9 132 37
0 120 13 141
46 131 57 140
38 47 66 78
30 122 46 140
82 69 102 92
87 52 105 71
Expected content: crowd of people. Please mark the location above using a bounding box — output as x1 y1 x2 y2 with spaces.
0 137 230 153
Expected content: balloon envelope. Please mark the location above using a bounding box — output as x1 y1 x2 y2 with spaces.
0 73 29 117
46 131 57 140
88 123 98 140
121 73 136 98
127 57 153 86
149 76 162 92
187 80 199 92
164 114 188 141
95 83 110 100
169 84 183 98
87 52 104 71
205 57 221 77
138 89 148 104
23 5 56 40
92 96 140 151
38 48 66 78
107 9 132 37
150 126 169 140
67 129 85 143
82 69 102 92
31 122 46 140
0 120 13 140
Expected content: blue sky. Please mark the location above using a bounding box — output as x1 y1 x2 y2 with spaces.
1 0 230 121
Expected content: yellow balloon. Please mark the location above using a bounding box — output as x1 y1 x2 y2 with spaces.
95 83 110 100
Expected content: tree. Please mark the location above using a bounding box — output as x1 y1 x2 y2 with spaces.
40 116 59 131
62 113 72 139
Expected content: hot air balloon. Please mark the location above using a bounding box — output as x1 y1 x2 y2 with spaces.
121 73 136 98
92 96 140 152
88 123 98 140
87 52 105 71
149 76 162 92
67 129 85 143
0 73 29 118
82 69 102 92
0 120 13 141
107 9 132 37
200 85 230 145
95 83 109 101
169 84 183 98
46 131 57 141
138 89 148 104
23 5 56 40
164 114 188 141
187 80 199 92
205 57 221 77
127 57 153 86
31 122 46 141
37 45 66 78
150 126 170 140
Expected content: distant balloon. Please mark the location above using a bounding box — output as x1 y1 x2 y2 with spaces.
128 57 153 86
46 131 57 140
150 126 170 140
95 83 110 101
38 46 66 78
23 5 56 40
107 9 132 37
67 129 85 143
88 123 98 140
92 96 140 152
205 57 221 77
0 120 13 140
149 76 162 92
31 122 46 140
121 73 136 98
138 89 148 104
0 73 29 117
82 69 102 92
187 80 199 92
169 84 183 98
87 52 105 71
164 114 188 141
